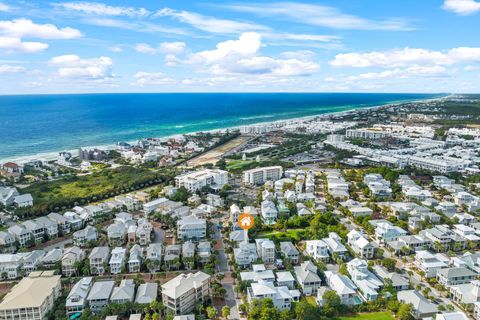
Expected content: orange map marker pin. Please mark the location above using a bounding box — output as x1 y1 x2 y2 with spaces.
238 213 254 230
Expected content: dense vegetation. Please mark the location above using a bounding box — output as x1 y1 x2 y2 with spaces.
18 166 176 217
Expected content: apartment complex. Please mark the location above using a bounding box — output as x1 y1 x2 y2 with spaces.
175 169 228 192
243 166 283 185
0 271 61 320
161 272 210 315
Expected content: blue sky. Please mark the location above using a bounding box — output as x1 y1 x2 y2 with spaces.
0 0 479 94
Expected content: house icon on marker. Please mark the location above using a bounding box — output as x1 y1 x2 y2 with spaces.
238 213 254 230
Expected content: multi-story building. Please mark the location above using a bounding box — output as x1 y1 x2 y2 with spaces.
162 272 210 315
109 247 126 274
255 239 275 265
66 277 93 317
86 280 115 313
0 271 61 320
347 230 375 259
243 166 283 185
175 169 228 192
177 215 206 241
62 246 85 277
89 246 110 275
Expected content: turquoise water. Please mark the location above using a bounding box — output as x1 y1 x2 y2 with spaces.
0 93 440 161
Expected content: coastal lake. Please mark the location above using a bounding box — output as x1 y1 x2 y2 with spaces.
0 93 440 162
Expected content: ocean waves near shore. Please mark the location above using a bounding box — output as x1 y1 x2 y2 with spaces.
0 93 440 162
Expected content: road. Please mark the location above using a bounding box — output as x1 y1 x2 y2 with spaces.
213 223 242 319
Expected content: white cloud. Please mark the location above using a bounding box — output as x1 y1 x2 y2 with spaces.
330 47 480 68
135 41 186 55
0 36 48 53
83 17 188 35
159 42 186 54
0 2 11 12
189 32 261 64
54 1 150 17
108 46 123 52
183 32 319 76
443 0 480 15
465 65 480 71
50 54 113 79
347 66 448 81
222 2 411 31
133 71 175 85
135 43 157 54
0 18 82 39
156 7 268 34
0 64 26 73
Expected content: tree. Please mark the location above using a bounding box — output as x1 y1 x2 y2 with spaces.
382 258 396 272
397 303 414 320
206 306 218 319
294 299 318 320
222 306 231 319
322 290 341 317
216 158 227 170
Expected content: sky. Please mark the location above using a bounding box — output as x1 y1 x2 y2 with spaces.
0 0 479 94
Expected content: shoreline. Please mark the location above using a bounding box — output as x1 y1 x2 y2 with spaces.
1 95 447 164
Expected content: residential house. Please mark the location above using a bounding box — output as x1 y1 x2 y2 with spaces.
372 265 409 291
22 220 45 244
89 246 110 275
347 258 382 301
73 225 98 247
255 239 275 264
135 282 158 304
234 241 258 269
280 242 299 264
109 247 126 274
48 212 71 235
66 277 93 316
276 271 296 289
0 231 16 253
62 246 85 277
323 271 361 305
111 279 135 304
347 230 375 259
197 241 211 264
247 280 300 311
261 200 278 225
146 243 162 272
87 280 115 313
294 261 322 296
177 215 206 241
128 245 142 273
437 267 477 287
107 223 126 246
414 250 448 278
398 290 438 319
305 240 329 262
323 232 348 260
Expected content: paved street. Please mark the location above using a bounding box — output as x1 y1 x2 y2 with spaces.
213 224 241 319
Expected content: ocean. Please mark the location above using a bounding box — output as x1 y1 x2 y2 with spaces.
0 93 441 162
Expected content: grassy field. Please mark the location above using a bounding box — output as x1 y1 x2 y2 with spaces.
257 229 306 242
335 312 394 320
226 159 255 171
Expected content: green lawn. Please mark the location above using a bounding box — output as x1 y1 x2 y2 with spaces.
257 229 306 242
335 312 394 320
226 159 255 171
